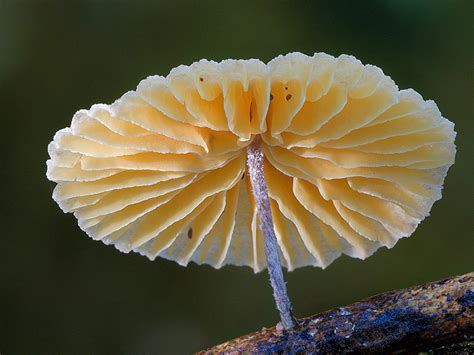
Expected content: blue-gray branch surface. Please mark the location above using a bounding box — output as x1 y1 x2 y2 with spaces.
199 273 473 354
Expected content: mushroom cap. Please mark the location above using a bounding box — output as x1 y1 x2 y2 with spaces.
47 52 456 272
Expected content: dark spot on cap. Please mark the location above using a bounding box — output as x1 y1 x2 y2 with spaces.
285 86 288 90
241 172 245 180
187 228 193 239
286 94 292 101
249 102 253 122
199 77 204 82
270 94 273 101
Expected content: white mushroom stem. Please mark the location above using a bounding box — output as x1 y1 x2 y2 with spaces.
247 139 297 330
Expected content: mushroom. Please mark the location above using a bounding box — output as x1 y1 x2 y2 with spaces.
47 52 456 329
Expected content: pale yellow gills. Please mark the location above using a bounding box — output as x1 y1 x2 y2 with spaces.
47 52 456 272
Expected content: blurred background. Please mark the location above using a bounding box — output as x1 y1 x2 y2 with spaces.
1 0 472 353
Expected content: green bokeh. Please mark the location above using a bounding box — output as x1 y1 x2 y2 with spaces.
1 1 472 353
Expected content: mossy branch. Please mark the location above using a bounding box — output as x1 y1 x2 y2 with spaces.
199 272 473 354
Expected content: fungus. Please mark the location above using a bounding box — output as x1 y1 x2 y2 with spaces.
47 52 456 329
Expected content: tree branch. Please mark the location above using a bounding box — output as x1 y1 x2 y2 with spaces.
199 272 473 354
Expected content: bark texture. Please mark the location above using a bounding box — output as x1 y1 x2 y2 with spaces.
199 272 473 354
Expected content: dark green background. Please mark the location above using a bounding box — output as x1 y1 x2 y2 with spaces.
1 0 472 353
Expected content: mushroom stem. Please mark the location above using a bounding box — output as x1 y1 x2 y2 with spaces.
247 139 297 330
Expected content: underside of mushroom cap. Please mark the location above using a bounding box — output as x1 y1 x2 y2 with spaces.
47 52 456 273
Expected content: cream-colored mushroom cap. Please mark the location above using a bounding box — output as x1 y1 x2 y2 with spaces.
47 52 456 272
